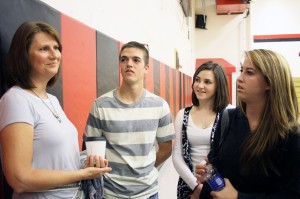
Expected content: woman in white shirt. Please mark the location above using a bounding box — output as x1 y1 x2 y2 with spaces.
0 21 111 199
172 61 230 199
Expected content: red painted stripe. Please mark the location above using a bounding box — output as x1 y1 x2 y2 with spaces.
216 0 247 4
254 34 300 40
175 70 180 113
181 73 185 107
186 75 192 106
169 67 175 118
61 14 96 150
159 63 166 99
145 58 154 92
196 58 236 74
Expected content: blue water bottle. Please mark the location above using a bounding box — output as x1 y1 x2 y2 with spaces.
200 160 225 191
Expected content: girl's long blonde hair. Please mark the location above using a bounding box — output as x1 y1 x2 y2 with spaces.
238 49 300 176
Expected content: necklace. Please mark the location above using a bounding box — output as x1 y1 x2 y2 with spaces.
31 89 62 123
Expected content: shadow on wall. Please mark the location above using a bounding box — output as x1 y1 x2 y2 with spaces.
0 0 193 198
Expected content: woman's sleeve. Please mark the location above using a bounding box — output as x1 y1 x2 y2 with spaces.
0 91 34 131
172 109 198 189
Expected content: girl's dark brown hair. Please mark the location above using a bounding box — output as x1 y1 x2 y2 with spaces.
191 61 230 112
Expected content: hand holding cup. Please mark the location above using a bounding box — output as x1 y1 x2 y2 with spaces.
85 136 107 168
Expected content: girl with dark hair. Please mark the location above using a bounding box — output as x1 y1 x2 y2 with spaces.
172 61 230 199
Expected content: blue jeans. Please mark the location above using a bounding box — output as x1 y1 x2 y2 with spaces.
104 192 158 199
148 193 158 199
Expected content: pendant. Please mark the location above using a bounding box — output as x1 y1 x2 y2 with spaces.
53 114 62 123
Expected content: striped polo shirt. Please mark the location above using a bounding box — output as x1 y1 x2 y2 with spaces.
86 89 175 198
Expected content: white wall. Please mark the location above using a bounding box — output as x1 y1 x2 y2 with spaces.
194 0 300 77
41 0 196 76
194 0 251 69
251 0 300 76
41 0 300 77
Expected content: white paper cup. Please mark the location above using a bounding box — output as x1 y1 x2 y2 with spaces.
85 136 106 158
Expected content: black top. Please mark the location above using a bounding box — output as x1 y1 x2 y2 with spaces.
200 107 300 199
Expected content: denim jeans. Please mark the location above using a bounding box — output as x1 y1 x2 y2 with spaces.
148 193 158 199
103 192 158 199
